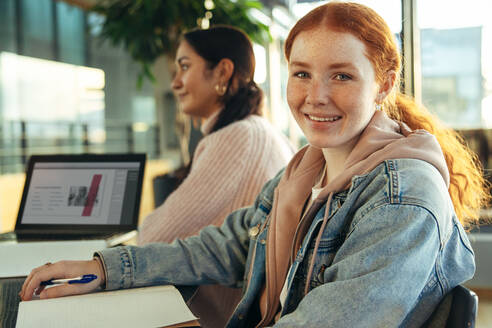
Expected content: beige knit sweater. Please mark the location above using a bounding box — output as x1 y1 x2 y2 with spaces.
137 114 295 244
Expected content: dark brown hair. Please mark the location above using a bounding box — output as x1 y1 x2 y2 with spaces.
183 25 263 133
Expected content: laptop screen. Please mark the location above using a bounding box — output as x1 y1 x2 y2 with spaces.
15 154 145 235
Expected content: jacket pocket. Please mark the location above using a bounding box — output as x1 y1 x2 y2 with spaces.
305 235 345 289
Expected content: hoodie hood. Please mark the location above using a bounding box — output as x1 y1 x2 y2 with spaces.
282 110 449 193
257 110 449 326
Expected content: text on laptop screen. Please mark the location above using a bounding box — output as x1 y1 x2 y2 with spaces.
20 162 141 225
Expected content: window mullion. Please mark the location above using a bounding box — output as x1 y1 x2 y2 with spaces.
401 0 421 104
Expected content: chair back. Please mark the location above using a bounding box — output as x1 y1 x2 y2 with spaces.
425 285 478 328
446 285 478 328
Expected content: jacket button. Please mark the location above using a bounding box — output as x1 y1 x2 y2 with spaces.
238 314 244 320
248 225 260 237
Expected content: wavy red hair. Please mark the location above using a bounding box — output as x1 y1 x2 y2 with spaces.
285 2 489 228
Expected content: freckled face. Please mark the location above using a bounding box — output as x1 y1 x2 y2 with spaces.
287 27 380 153
171 41 221 119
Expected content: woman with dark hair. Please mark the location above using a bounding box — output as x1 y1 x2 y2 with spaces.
138 25 293 248
137 25 294 327
179 25 264 134
21 3 487 327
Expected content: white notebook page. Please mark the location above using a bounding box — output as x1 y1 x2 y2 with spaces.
16 285 198 328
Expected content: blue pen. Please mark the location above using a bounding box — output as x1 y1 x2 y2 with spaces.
40 274 97 286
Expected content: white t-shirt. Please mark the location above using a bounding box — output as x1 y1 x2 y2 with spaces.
279 166 326 308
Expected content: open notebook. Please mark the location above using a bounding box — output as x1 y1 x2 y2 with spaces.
0 153 145 245
16 285 199 328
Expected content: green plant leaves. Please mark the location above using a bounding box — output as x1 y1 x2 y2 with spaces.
89 0 271 87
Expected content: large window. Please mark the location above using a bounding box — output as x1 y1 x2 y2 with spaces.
0 0 16 53
0 53 105 173
417 0 492 129
0 2 160 175
56 1 86 66
20 0 56 60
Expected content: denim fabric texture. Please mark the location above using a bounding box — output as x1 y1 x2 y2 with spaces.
97 158 475 328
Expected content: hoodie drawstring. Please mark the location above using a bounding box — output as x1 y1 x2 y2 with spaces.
304 192 335 296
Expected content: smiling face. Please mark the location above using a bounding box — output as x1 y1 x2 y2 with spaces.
287 27 381 154
171 41 222 119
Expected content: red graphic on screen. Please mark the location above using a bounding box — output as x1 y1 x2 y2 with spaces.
82 174 102 216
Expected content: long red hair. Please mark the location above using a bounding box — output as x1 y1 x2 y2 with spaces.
285 2 489 228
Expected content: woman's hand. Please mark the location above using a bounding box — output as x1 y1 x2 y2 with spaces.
19 258 106 301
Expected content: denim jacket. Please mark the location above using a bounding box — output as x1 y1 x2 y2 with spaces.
98 158 474 327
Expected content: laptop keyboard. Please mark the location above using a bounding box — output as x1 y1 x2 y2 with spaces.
0 277 24 328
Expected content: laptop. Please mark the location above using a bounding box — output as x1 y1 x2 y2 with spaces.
0 153 146 246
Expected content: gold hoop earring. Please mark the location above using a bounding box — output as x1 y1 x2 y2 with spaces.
215 84 227 96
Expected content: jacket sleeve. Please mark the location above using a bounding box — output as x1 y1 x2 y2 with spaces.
273 203 445 327
97 172 282 291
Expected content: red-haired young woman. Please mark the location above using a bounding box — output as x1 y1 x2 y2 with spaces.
21 3 488 327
